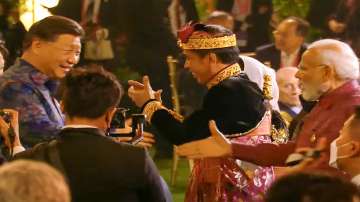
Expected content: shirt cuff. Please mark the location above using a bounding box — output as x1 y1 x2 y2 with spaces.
12 145 26 156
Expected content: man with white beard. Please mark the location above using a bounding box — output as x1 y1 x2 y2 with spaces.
177 39 360 175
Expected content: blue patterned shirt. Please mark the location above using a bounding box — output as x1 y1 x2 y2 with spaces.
0 59 64 146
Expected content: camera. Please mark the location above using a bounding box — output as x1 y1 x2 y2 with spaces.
0 110 11 123
0 110 16 153
285 150 321 166
108 108 146 145
110 107 129 129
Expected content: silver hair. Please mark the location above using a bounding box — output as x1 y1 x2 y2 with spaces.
0 160 70 202
308 39 359 80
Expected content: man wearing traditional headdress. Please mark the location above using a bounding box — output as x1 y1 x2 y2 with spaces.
128 23 286 201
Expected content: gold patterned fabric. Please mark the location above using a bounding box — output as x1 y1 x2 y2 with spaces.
206 63 241 89
178 34 237 50
143 100 184 123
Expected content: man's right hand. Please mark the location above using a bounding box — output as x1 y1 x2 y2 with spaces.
176 120 232 159
0 109 22 148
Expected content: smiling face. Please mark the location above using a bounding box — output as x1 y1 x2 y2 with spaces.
183 49 212 84
35 34 81 79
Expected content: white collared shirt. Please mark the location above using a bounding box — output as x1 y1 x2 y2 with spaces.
351 174 360 187
290 106 302 114
62 124 98 129
281 48 300 67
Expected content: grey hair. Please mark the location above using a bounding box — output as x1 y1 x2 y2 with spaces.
308 39 359 80
0 160 70 202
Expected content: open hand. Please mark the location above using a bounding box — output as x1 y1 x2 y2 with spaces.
176 120 232 159
128 76 162 107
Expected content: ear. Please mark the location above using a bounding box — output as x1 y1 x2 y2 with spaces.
321 65 333 80
208 53 218 64
350 141 360 156
31 39 43 55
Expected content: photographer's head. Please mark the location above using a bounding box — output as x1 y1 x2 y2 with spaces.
329 106 360 175
265 172 360 202
22 15 84 79
61 66 123 131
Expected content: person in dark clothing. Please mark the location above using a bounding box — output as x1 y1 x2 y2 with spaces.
3 8 26 67
328 0 360 57
128 23 285 145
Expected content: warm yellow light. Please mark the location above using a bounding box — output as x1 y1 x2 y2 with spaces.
20 0 54 30
40 0 59 8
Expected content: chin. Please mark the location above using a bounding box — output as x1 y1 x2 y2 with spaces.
54 72 67 79
302 92 321 101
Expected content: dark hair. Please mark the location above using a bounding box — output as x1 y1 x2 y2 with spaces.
61 66 123 119
265 172 360 202
190 24 240 64
23 15 84 50
286 16 310 38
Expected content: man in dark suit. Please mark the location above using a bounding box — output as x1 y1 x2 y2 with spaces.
256 17 309 70
0 67 170 202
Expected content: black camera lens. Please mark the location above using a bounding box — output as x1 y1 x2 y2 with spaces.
0 111 11 123
110 108 129 129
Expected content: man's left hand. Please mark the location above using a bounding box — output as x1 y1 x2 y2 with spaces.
128 76 160 107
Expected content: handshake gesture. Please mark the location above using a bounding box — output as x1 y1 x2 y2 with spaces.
128 76 162 107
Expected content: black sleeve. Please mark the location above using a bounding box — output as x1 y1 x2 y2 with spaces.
138 150 172 202
150 78 265 145
150 85 229 145
12 142 48 161
151 107 210 145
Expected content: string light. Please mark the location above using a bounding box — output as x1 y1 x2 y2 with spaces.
20 0 60 30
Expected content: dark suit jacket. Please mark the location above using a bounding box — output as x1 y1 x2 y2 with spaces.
278 102 298 119
255 43 307 70
14 128 169 202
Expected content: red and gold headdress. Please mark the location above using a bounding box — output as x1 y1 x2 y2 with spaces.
177 22 237 50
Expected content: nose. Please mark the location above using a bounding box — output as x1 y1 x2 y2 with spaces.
68 53 79 65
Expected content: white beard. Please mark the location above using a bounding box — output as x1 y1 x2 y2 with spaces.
302 82 330 101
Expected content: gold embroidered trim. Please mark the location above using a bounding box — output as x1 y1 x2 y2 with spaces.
226 110 288 142
178 34 237 50
206 63 241 89
263 74 273 100
143 100 184 123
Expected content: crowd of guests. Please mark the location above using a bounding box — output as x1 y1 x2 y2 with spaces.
0 1 358 202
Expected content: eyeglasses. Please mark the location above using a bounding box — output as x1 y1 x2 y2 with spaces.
297 64 328 72
273 30 288 38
